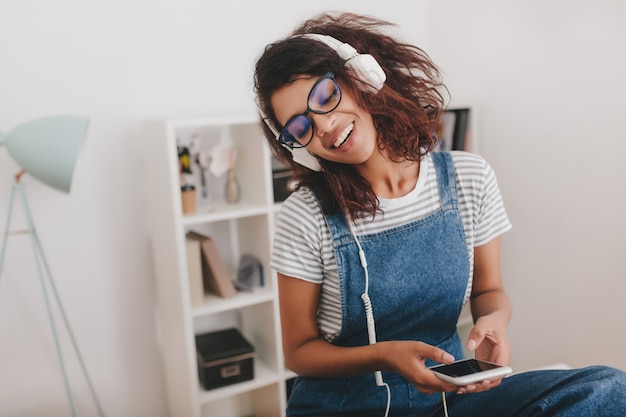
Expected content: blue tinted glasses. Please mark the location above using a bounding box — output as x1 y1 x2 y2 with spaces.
278 72 342 148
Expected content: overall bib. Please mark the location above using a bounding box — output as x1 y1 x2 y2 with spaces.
287 152 470 416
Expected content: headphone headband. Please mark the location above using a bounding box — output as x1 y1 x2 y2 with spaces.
301 33 386 92
301 34 357 60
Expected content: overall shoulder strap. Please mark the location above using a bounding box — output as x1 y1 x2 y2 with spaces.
430 151 459 208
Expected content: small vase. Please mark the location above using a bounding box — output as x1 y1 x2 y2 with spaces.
225 168 240 203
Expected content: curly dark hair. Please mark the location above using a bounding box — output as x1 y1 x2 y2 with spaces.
254 12 447 220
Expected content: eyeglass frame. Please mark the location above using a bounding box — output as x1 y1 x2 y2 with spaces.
276 72 342 149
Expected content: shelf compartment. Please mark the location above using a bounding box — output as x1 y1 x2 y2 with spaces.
170 120 271 212
193 301 280 384
185 215 272 289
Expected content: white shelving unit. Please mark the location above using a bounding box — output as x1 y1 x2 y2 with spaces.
141 115 290 417
141 114 477 417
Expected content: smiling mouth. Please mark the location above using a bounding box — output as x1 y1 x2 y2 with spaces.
332 124 354 148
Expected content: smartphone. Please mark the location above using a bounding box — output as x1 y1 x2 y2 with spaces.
429 359 512 386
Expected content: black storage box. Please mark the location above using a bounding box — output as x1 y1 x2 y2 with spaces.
196 328 255 390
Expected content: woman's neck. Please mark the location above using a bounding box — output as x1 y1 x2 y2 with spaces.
357 151 420 199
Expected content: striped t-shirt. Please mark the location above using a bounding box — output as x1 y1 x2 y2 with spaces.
270 151 512 342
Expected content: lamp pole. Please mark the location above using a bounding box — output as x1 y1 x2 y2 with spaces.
0 175 105 417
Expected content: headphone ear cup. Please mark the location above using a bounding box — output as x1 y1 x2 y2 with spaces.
284 145 323 172
345 53 386 92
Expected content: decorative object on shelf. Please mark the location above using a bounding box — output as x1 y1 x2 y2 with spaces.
0 115 105 417
194 150 212 208
207 143 240 203
178 141 193 174
234 254 264 292
196 328 255 390
186 231 236 298
208 143 231 177
180 183 196 215
225 146 240 203
178 140 196 214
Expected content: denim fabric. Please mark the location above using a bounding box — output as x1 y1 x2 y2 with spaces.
285 152 626 416
445 366 626 417
287 152 470 416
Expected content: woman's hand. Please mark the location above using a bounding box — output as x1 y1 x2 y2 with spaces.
380 340 460 394
466 313 511 365
458 236 513 394
460 313 511 393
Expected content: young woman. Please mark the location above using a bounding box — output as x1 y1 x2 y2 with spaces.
254 12 626 417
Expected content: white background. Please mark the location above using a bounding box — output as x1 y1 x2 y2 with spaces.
1 1 624 415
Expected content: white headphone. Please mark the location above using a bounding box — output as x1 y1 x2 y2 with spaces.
261 34 386 172
302 34 386 92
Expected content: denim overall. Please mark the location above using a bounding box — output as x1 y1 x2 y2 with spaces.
287 152 469 416
286 151 626 416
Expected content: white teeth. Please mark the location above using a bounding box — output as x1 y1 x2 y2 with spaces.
333 124 354 148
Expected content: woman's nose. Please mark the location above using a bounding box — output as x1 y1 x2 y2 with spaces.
310 112 336 138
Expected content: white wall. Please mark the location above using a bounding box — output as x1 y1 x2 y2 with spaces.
0 2 428 416
426 0 626 372
1 1 625 415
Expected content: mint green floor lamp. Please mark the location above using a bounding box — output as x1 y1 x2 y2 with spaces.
0 115 105 417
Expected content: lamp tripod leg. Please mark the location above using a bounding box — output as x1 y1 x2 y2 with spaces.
31 230 106 417
16 185 105 417
28 219 79 417
0 185 18 278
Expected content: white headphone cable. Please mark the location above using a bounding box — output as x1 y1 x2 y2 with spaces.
349 220 391 417
349 219 449 417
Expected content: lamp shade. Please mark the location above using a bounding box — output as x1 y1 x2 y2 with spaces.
0 115 89 194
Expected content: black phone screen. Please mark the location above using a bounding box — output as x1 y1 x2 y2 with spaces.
434 359 501 377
